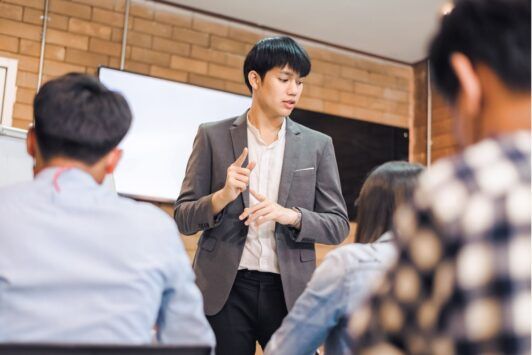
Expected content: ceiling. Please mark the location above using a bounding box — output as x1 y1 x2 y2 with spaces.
164 0 449 64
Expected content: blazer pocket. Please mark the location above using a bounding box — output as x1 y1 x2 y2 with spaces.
300 248 316 262
200 236 217 252
293 167 316 178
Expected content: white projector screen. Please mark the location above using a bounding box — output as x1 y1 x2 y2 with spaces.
98 67 251 203
0 126 33 188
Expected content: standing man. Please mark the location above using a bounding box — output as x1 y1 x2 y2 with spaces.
175 36 349 355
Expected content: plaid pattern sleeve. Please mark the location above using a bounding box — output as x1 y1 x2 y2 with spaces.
349 131 531 355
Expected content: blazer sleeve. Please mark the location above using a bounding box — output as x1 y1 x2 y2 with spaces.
292 137 349 245
174 124 224 235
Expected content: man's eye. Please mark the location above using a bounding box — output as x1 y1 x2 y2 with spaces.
296 81 303 85
279 78 288 82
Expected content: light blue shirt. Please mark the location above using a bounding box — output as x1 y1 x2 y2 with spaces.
265 233 397 355
0 168 215 347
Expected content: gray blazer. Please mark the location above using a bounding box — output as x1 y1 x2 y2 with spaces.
174 112 349 316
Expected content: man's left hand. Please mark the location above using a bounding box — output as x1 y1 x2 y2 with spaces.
239 189 298 227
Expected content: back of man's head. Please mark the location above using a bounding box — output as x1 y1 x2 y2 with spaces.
429 0 530 103
33 73 132 165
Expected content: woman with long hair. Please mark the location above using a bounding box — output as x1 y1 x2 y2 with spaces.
265 161 424 355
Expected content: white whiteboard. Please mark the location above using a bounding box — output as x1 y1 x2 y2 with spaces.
98 67 251 202
0 126 33 188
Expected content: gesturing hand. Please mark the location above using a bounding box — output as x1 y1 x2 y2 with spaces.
239 189 299 227
222 147 256 203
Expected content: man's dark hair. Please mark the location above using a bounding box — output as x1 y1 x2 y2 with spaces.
354 161 424 244
243 36 311 92
429 0 531 103
33 73 132 165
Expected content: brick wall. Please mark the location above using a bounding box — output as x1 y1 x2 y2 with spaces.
2 0 413 131
431 87 459 162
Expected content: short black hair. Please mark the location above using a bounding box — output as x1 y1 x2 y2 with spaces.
355 161 424 244
243 36 311 92
33 73 132 165
429 0 531 102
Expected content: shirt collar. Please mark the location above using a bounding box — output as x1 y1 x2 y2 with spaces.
36 167 99 189
246 115 287 147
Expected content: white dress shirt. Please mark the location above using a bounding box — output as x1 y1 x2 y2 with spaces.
238 117 286 274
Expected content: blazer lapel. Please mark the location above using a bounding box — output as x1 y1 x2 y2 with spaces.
277 118 301 207
229 111 249 208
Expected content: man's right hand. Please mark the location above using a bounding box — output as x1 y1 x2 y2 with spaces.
211 147 255 215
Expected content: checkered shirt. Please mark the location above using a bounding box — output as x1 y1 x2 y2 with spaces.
349 131 531 355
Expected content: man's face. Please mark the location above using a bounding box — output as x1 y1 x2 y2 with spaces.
253 65 305 118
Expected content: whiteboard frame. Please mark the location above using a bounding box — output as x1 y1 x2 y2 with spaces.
0 57 19 127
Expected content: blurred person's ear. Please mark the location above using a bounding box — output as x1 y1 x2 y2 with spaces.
104 148 123 175
450 53 482 147
26 126 36 159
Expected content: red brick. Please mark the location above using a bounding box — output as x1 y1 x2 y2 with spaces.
0 3 23 21
190 45 225 64
133 17 172 38
19 39 66 60
208 63 241 82
150 66 188 83
154 6 191 27
354 82 384 97
188 73 225 91
225 53 244 69
15 87 36 105
211 36 247 55
0 34 18 53
192 15 228 36
65 48 108 67
0 18 41 41
224 81 249 96
47 29 89 50
322 75 353 92
173 27 209 46
124 60 150 75
4 0 43 10
74 0 116 10
152 37 190 56
340 66 369 81
92 8 124 26
126 31 152 48
131 47 170 66
383 88 409 103
306 85 340 102
130 1 154 20
49 0 91 20
228 25 262 44
22 9 69 31
16 70 38 89
312 60 341 76
13 103 33 121
42 59 85 76
298 96 324 112
89 37 121 56
170 55 207 74
68 18 112 40
22 7 44 25
12 118 32 130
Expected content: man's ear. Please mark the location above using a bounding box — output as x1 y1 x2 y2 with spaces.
104 148 123 175
450 52 482 121
26 126 36 158
247 70 260 91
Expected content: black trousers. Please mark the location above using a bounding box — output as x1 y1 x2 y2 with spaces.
207 270 288 355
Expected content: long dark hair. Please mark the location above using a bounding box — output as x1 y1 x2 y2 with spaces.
354 161 424 244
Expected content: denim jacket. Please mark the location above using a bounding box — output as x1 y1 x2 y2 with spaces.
265 232 397 355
